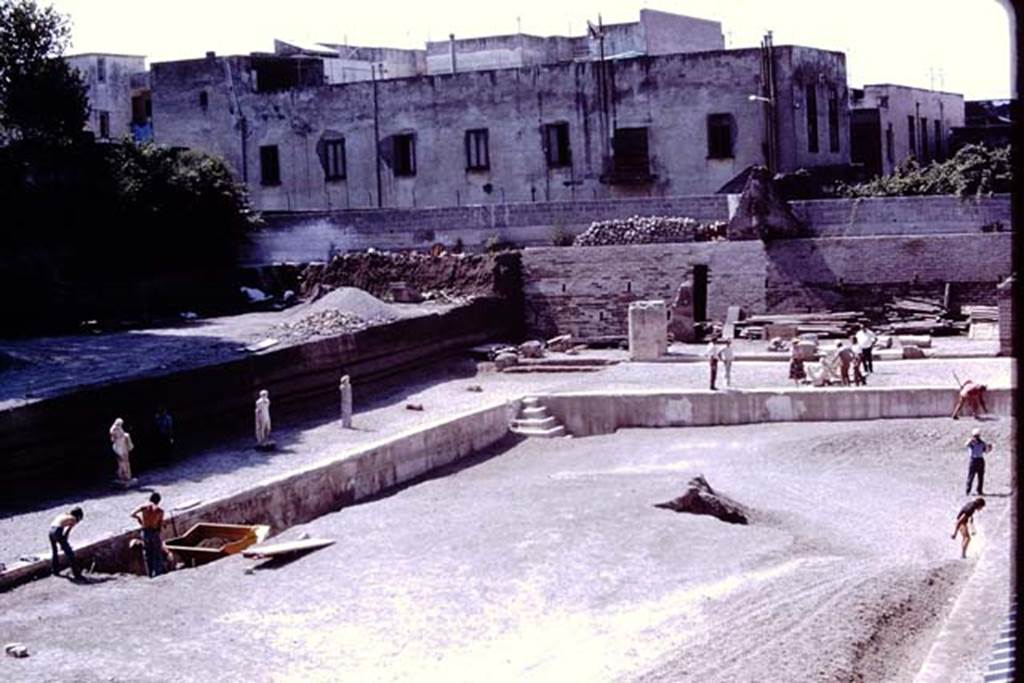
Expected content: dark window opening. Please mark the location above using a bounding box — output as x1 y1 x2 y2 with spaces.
827 88 840 152
805 84 819 153
465 128 489 171
611 127 650 179
98 111 110 139
131 94 150 125
919 116 929 162
693 265 709 323
252 57 324 93
706 113 735 159
886 124 894 163
97 56 106 83
260 145 281 186
199 91 209 110
393 134 416 177
543 122 571 167
322 138 346 180
933 120 942 160
907 115 916 157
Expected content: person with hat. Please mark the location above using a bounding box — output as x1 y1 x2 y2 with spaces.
964 428 991 496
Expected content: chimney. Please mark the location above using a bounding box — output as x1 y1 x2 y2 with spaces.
449 34 457 74
205 51 216 60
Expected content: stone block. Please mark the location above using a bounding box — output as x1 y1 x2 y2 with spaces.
628 300 668 361
902 345 926 359
765 323 798 339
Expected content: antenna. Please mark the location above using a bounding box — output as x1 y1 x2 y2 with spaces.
517 16 522 33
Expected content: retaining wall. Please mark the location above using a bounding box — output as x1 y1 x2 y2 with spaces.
539 386 1014 436
241 194 1010 264
1 400 518 590
0 299 509 500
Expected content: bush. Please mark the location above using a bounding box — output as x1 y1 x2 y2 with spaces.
839 144 1012 198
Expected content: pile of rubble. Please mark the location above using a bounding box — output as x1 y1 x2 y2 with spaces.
486 334 579 370
572 216 727 246
880 296 964 336
271 309 385 341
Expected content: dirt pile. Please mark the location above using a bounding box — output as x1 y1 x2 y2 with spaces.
573 216 727 246
298 250 519 303
654 474 750 524
273 287 397 342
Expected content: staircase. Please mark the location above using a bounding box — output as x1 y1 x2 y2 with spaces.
510 397 567 438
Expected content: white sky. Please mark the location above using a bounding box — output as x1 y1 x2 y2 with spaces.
50 0 1015 99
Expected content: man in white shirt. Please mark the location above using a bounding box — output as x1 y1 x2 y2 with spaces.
854 326 876 373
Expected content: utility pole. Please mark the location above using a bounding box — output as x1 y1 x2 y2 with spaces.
372 63 384 208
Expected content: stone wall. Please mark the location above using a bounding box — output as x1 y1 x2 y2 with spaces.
240 194 1010 264
521 232 1013 339
0 299 509 502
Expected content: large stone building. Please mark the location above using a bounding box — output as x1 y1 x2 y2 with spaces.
850 84 965 177
149 12 852 211
65 53 152 142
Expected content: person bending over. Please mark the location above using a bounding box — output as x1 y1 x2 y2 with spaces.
951 497 986 558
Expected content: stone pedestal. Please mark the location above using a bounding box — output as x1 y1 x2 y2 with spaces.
628 300 668 361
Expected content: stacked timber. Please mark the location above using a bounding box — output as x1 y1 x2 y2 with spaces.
733 311 868 340
882 296 963 336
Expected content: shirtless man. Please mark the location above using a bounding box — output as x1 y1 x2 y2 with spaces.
131 492 166 577
951 380 989 419
49 507 84 579
951 497 986 558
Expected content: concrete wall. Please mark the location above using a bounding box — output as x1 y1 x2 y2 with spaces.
540 386 1013 436
521 232 1013 338
151 46 848 211
0 300 509 500
240 193 1011 263
0 400 518 590
66 54 147 140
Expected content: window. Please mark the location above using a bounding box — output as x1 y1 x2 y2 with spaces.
706 113 734 159
393 133 416 176
97 56 106 83
465 129 489 171
919 116 929 162
322 138 346 180
260 145 281 186
907 115 916 156
543 122 571 167
98 111 110 139
612 127 650 175
805 84 818 153
199 91 209 110
827 88 840 153
885 123 894 163
933 120 942 160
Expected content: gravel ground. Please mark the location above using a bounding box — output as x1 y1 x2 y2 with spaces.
1 355 1013 565
0 418 1012 683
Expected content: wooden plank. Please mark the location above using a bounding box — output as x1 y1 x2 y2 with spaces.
242 538 336 558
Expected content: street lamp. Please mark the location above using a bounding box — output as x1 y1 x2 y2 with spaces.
748 94 772 103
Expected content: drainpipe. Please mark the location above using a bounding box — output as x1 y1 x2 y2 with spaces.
449 34 457 74
372 64 383 208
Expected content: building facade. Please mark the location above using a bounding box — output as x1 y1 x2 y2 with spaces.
65 53 151 142
850 84 965 177
151 14 850 211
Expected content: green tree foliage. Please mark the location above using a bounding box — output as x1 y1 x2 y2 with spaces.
840 144 1013 198
0 0 88 144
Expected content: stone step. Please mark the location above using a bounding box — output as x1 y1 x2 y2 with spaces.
513 416 558 430
521 405 549 418
522 396 542 407
511 424 567 438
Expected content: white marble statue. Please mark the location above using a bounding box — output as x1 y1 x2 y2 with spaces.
255 390 272 447
109 417 135 482
339 375 353 429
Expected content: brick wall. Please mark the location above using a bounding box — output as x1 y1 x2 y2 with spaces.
522 232 1013 338
789 194 1010 237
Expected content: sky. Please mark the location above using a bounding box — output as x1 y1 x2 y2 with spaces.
48 0 1015 99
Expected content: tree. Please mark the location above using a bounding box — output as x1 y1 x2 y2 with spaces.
0 0 88 144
